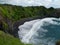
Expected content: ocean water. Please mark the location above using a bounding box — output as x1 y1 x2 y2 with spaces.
18 17 60 45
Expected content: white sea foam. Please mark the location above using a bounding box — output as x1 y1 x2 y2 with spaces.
18 17 60 45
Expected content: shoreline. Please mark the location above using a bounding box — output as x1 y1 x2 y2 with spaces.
13 16 60 37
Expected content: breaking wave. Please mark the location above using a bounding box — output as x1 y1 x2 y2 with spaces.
18 17 60 45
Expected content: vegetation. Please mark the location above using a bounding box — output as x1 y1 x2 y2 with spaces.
0 4 56 35
0 4 58 45
0 4 55 22
0 30 31 45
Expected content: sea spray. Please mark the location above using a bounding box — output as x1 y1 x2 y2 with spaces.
18 18 60 45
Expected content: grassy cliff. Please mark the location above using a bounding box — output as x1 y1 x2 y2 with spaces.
0 4 56 21
0 30 31 45
0 4 56 37
0 4 60 45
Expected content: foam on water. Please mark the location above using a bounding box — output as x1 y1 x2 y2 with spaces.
18 18 60 45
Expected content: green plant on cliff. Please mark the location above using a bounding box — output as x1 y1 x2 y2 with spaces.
0 31 31 45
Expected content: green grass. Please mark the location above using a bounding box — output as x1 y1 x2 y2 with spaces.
0 4 55 22
0 31 31 45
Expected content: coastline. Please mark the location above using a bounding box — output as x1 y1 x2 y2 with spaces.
13 15 60 37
